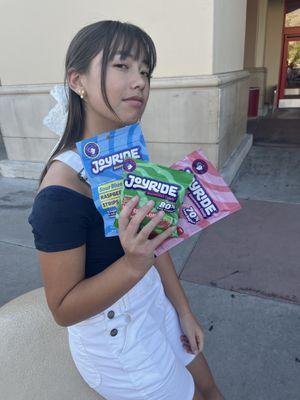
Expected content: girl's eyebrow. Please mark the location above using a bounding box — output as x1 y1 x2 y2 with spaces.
114 51 148 66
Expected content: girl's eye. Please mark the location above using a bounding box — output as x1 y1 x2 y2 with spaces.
141 70 151 78
113 63 128 70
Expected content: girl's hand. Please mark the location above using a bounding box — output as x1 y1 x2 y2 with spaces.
118 195 176 276
179 312 204 355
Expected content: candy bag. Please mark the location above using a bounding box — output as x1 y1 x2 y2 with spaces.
114 158 194 238
154 149 242 256
76 123 149 237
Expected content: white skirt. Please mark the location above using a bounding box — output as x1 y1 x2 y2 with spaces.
67 265 197 400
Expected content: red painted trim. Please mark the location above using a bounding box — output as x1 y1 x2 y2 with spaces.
277 1 288 107
284 26 300 35
278 36 289 103
277 0 300 107
278 35 300 105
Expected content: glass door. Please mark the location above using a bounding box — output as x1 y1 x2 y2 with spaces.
279 36 300 107
278 1 300 107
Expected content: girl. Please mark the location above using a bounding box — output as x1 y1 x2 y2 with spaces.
29 20 224 400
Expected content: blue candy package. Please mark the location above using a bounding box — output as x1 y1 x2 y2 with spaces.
76 123 149 237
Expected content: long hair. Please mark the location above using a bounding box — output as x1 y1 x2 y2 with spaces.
39 20 156 185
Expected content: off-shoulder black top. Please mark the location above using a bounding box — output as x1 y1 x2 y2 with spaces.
28 185 124 278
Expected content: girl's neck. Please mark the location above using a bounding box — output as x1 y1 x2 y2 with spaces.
82 110 124 139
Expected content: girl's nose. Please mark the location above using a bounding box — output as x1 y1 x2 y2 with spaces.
130 70 147 90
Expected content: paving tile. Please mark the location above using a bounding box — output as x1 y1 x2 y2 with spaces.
180 281 300 400
0 177 37 247
181 199 300 304
0 242 42 307
231 146 300 204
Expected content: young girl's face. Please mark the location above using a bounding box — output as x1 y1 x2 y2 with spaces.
81 49 151 131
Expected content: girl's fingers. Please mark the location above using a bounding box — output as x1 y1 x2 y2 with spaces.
137 210 165 240
180 335 200 353
181 338 192 353
197 335 204 352
149 225 177 249
118 196 139 232
119 196 176 247
180 336 189 343
183 344 193 353
125 200 155 237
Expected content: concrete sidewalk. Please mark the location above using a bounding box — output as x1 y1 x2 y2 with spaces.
1 144 300 400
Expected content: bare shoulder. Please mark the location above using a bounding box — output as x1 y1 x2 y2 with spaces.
39 160 92 198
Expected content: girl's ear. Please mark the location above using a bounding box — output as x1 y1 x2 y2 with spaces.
67 68 84 95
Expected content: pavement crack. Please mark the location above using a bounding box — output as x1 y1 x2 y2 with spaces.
0 240 35 249
210 269 241 285
236 287 298 303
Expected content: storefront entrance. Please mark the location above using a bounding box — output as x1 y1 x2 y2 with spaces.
278 0 300 107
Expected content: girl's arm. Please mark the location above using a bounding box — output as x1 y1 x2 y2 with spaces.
39 246 145 327
154 252 192 317
39 196 175 327
37 163 177 327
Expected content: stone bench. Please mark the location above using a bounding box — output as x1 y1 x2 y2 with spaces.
0 288 106 400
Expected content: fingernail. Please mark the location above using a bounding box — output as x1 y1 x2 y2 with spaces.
131 195 139 201
147 200 154 206
158 210 165 217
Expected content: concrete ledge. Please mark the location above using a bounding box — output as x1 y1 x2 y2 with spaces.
0 133 253 182
151 70 250 89
220 133 253 185
0 132 252 183
0 72 250 174
0 83 53 95
0 71 250 94
0 160 43 179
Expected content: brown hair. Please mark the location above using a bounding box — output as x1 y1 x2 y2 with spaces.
39 20 156 185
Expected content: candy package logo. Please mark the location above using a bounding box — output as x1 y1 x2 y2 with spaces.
185 168 218 218
192 159 208 175
124 174 181 202
84 142 100 158
123 158 137 172
91 146 141 174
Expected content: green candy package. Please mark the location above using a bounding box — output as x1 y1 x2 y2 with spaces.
114 158 193 238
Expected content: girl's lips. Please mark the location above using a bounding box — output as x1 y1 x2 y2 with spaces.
123 98 144 107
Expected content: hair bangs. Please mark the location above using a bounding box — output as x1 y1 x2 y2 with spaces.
106 23 156 76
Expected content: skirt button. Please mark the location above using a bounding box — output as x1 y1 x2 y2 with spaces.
107 310 115 319
110 328 118 336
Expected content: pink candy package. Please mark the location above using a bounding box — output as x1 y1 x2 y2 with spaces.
154 149 241 257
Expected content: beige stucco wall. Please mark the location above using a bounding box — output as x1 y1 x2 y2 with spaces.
213 0 247 74
243 0 268 114
0 71 249 173
0 0 214 85
264 0 284 103
0 0 250 182
255 0 268 68
1 0 249 84
244 0 259 69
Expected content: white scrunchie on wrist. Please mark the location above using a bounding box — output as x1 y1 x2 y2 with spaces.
43 84 69 136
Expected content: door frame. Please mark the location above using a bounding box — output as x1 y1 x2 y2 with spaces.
277 1 300 106
278 33 300 104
